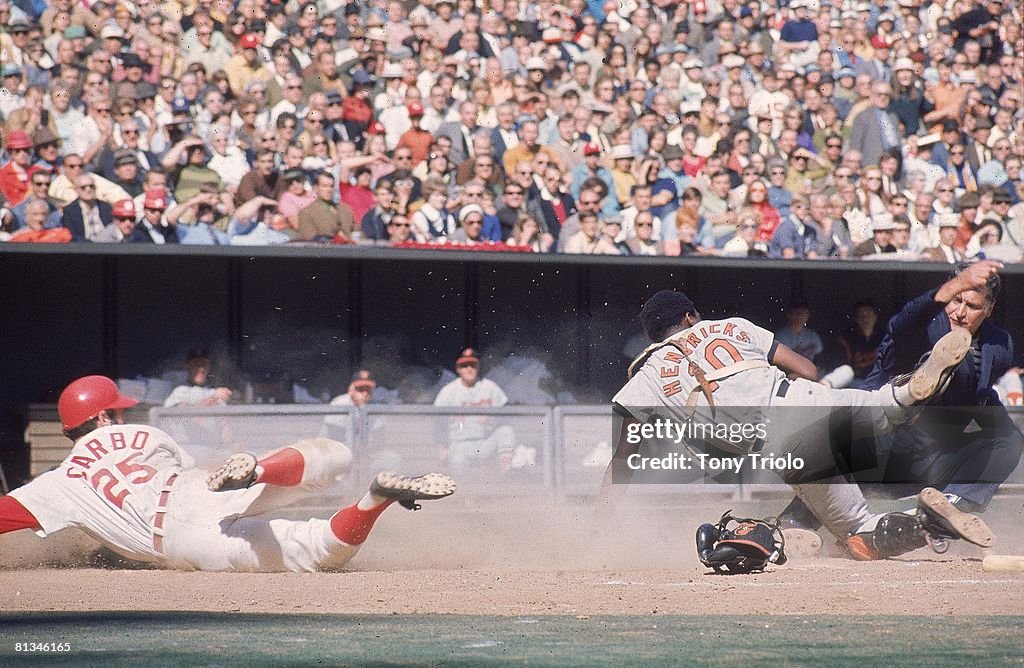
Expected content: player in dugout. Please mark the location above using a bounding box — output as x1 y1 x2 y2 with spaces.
599 289 996 561
0 375 454 572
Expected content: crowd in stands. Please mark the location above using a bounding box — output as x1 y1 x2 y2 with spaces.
0 0 1021 260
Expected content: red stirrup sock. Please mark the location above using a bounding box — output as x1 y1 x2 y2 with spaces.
329 499 394 545
255 447 305 487
0 496 42 535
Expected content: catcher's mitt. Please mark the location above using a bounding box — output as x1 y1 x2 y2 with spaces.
696 510 787 574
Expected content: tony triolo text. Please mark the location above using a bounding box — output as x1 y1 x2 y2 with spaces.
626 452 805 472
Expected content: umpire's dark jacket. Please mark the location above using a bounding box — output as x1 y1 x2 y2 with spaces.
865 288 1013 410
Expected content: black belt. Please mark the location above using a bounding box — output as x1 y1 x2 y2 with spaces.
776 379 790 398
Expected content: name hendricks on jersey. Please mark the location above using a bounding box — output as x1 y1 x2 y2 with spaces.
658 322 755 399
670 322 753 357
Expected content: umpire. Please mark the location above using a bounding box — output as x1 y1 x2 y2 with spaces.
862 260 1023 511
783 261 1022 532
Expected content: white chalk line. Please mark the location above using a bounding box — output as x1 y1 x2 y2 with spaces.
598 578 1024 588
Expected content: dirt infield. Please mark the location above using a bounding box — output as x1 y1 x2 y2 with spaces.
2 497 1023 617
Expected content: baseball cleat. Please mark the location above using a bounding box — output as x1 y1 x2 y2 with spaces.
370 471 456 510
781 528 823 559
207 452 259 492
906 329 971 402
918 487 996 548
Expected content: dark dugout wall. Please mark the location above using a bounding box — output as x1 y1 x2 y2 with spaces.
2 245 1021 484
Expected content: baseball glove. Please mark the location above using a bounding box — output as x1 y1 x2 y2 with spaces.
696 510 787 574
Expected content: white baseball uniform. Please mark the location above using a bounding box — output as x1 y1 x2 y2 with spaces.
10 425 358 572
434 378 515 470
163 385 225 407
614 316 907 539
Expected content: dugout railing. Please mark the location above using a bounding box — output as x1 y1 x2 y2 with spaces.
149 404 1024 501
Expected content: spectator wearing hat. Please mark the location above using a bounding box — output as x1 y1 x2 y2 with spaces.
330 369 378 414
777 0 820 69
297 171 354 241
135 188 178 244
395 102 432 165
569 145 614 214
225 33 273 98
890 57 931 137
429 0 462 51
902 134 947 191
94 198 149 243
110 52 149 103
857 35 893 82
161 135 223 203
341 69 376 146
608 144 638 210
921 213 968 263
449 203 489 245
965 116 995 172
433 347 518 472
0 63 24 117
0 130 34 206
108 149 144 198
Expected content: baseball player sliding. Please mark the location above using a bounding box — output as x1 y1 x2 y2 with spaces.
0 375 454 572
600 290 995 561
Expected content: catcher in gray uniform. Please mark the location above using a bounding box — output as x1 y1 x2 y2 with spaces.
598 290 995 561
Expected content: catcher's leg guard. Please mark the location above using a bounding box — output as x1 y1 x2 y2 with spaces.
847 512 927 561
847 487 996 560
